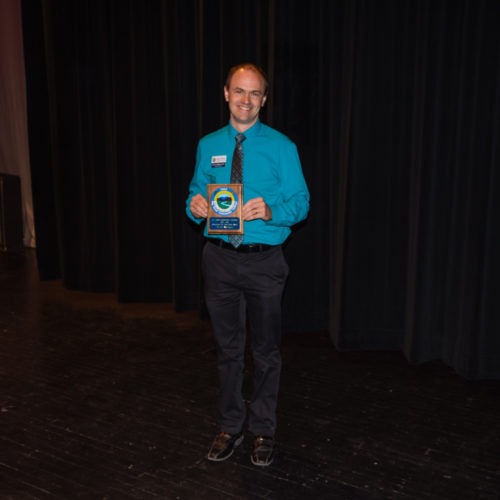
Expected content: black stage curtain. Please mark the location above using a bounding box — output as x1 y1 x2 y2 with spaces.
21 0 500 380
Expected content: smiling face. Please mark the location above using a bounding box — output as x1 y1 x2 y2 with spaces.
224 68 267 132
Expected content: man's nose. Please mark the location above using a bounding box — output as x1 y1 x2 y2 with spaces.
241 92 250 102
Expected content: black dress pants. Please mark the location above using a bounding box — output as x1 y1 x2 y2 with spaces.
202 241 289 437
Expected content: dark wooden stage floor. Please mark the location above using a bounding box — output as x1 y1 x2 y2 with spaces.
1 250 499 500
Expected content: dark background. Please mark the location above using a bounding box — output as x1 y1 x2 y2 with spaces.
21 0 500 379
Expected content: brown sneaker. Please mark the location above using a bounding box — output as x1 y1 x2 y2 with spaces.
251 436 275 466
207 431 244 462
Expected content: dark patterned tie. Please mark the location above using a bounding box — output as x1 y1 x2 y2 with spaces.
229 133 246 248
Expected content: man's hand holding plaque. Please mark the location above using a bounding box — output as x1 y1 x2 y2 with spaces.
242 197 273 222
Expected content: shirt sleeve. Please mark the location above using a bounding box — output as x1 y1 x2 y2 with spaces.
266 141 310 227
186 142 207 224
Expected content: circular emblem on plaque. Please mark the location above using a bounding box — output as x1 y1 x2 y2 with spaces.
211 187 239 215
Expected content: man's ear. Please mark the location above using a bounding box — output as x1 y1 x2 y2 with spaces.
224 86 229 102
262 95 267 107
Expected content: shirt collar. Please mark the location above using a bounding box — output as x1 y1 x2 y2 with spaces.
228 119 262 141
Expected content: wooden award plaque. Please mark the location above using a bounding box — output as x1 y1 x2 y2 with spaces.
207 184 243 235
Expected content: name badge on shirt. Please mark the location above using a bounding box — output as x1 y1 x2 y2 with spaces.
211 155 226 168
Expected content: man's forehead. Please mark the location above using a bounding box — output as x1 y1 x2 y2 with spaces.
228 69 265 89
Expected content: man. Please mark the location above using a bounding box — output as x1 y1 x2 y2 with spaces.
186 63 309 466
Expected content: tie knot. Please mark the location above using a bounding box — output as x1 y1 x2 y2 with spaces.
235 133 246 144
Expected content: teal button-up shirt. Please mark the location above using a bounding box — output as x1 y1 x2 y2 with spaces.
186 120 310 245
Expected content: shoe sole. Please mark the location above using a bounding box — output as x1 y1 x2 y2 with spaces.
251 454 274 467
207 434 244 462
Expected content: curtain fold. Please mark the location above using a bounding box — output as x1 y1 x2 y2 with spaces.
0 0 35 248
21 0 500 379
